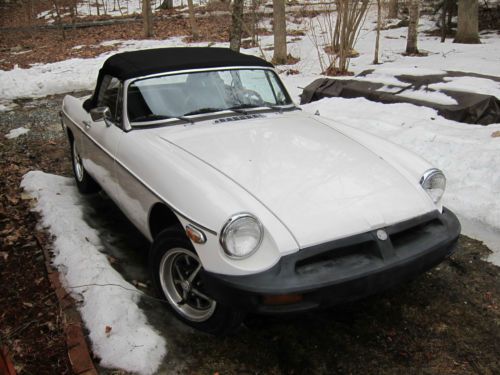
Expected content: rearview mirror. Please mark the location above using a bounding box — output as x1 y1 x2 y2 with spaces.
90 106 112 123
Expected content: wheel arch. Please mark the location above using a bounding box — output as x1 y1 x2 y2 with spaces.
66 126 74 143
148 202 184 240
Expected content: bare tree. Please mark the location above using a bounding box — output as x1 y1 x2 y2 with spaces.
454 0 480 43
406 0 420 55
273 0 287 64
187 0 199 39
373 0 381 64
143 0 154 37
229 0 244 51
250 0 259 47
387 0 398 18
51 0 66 40
307 0 369 75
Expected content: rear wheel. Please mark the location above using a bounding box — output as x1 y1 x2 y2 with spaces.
70 140 100 194
150 227 244 335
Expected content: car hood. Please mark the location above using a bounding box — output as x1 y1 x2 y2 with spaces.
157 113 436 247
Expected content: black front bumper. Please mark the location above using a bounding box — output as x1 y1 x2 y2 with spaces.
201 208 461 314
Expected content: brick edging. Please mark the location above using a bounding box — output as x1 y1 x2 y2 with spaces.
36 234 98 375
0 346 17 375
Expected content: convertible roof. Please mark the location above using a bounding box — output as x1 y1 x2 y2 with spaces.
100 47 274 80
84 47 274 111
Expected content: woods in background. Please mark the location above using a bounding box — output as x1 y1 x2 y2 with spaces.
3 0 489 73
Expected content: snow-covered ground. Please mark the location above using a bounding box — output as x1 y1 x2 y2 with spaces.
5 7 500 373
21 172 166 375
37 0 191 20
5 126 29 139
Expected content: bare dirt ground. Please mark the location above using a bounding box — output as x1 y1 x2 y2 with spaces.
0 95 499 374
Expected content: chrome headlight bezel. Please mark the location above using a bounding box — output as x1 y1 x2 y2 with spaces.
420 168 446 203
219 213 264 259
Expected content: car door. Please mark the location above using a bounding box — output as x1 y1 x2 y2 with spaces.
83 75 124 197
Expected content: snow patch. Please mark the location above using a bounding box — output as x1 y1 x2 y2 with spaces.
0 101 18 112
5 127 29 139
396 89 458 105
429 76 500 99
21 171 167 375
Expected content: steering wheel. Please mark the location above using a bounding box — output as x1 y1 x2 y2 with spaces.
240 89 264 106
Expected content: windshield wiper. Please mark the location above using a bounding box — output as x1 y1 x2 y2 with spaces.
132 113 193 124
229 104 300 113
183 108 226 116
183 106 254 117
182 105 298 118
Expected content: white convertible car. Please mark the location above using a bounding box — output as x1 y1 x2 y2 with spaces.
61 47 460 334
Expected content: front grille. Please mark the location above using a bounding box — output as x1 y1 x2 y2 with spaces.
294 214 443 276
295 241 379 275
390 218 442 249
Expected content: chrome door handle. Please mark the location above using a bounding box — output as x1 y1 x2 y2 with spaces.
83 121 91 130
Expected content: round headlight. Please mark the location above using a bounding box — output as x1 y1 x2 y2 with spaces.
220 213 263 259
420 168 446 203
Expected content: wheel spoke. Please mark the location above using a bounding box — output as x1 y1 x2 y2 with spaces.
191 287 212 303
174 264 185 281
187 264 202 283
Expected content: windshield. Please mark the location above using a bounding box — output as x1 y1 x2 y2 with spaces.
127 68 293 124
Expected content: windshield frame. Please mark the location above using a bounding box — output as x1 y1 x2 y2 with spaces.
122 66 295 130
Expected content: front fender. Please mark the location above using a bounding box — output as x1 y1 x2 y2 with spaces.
115 129 299 276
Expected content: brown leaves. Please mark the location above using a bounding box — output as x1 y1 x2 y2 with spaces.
0 10 234 70
105 325 112 337
491 131 500 138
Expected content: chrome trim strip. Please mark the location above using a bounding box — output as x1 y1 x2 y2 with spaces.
419 168 445 186
61 108 217 235
219 212 264 260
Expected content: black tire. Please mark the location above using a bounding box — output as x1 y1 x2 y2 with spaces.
149 227 245 335
70 138 100 194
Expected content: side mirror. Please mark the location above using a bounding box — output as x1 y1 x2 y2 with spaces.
90 106 112 123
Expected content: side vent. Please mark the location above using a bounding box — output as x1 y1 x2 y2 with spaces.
214 114 265 124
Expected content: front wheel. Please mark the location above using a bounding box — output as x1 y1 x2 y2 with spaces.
149 228 244 335
70 139 100 194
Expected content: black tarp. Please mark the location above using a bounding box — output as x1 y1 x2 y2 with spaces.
300 71 500 125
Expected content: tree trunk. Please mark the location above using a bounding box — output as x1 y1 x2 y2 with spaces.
229 0 244 51
187 0 199 39
440 0 446 42
159 0 173 9
454 0 480 44
373 0 381 64
51 0 66 40
387 0 398 19
405 0 420 55
142 0 154 38
251 0 258 46
272 0 287 64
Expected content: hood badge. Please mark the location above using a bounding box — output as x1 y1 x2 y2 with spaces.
214 114 265 124
376 229 388 241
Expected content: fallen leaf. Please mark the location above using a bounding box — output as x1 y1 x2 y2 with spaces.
20 192 32 200
491 131 500 138
22 302 33 308
0 251 8 261
105 325 112 336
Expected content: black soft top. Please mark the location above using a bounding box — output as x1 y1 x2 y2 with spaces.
84 47 273 110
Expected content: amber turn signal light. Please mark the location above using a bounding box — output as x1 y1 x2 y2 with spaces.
185 224 206 244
